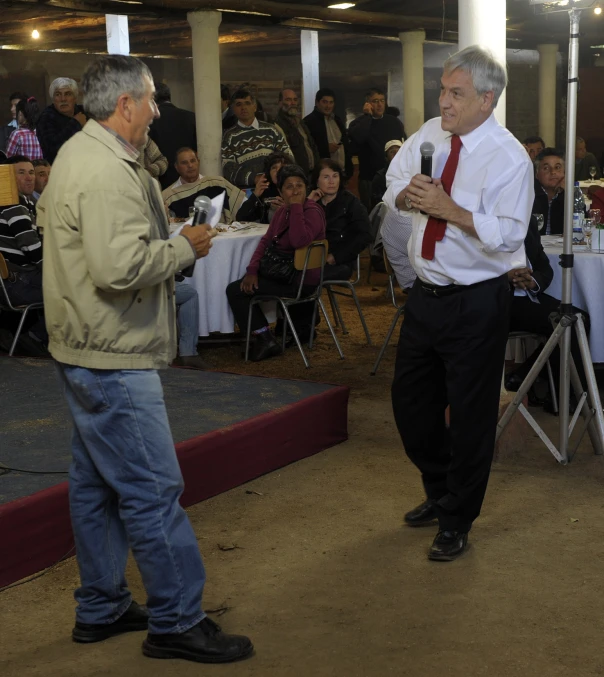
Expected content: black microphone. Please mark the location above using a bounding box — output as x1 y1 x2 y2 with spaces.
182 195 213 277
420 141 435 178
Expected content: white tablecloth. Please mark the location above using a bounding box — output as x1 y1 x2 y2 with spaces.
543 239 604 362
184 224 269 336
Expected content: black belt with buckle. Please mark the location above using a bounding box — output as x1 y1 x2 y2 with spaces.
419 276 501 298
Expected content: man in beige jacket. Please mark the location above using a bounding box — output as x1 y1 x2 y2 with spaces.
38 55 253 664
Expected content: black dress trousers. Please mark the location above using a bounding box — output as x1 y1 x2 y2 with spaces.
391 274 510 533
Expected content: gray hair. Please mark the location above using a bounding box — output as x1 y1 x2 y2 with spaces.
444 45 508 108
81 55 153 121
49 77 78 99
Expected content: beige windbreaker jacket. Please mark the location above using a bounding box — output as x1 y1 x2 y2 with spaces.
38 120 196 370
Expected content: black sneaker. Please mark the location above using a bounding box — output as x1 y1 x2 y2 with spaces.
142 616 254 664
72 600 149 643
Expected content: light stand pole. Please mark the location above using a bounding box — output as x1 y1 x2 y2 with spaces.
497 0 604 463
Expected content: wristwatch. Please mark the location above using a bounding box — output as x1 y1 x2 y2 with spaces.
404 195 413 210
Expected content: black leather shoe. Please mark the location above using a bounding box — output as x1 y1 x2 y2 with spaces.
428 530 469 562
504 371 526 392
72 600 149 643
142 616 254 664
249 331 281 362
404 500 438 527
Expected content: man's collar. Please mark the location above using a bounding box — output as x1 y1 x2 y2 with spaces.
457 112 497 154
238 117 260 130
97 122 139 159
83 119 140 163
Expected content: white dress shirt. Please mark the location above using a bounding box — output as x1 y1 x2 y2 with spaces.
170 174 203 190
384 114 534 286
238 118 260 130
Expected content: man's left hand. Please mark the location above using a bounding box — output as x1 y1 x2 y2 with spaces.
508 267 536 291
406 174 456 220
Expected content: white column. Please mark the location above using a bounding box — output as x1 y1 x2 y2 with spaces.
537 44 558 147
301 30 320 118
187 10 222 176
399 30 425 136
105 15 129 55
458 0 507 127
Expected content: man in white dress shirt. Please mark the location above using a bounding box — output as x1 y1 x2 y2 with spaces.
383 45 534 561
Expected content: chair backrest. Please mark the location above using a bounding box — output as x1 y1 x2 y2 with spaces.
368 202 388 255
0 252 8 280
0 166 18 208
294 239 328 271
382 249 394 277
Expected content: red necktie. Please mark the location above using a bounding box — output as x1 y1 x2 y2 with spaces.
421 134 462 260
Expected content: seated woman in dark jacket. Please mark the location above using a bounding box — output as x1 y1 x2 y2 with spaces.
308 159 372 281
236 151 292 224
226 165 326 362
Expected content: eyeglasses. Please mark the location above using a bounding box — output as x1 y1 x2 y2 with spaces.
370 98 386 105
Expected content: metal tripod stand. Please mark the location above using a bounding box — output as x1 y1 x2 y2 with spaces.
497 2 604 463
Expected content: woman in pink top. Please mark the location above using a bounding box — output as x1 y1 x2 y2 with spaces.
6 97 44 161
226 164 326 362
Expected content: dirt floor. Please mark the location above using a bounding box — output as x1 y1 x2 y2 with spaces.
2 266 604 677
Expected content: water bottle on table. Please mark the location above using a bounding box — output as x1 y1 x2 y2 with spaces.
573 181 586 241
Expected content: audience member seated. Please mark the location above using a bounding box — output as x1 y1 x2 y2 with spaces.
172 281 210 369
32 159 51 200
303 88 353 179
222 89 293 189
149 82 197 190
221 84 237 132
275 89 319 176
532 147 565 235
522 135 545 162
308 159 371 281
505 216 589 412
0 194 47 352
162 147 246 223
348 87 406 211
587 184 604 213
381 208 416 292
575 137 601 181
139 137 168 180
36 78 86 164
371 139 403 209
6 97 43 160
7 155 36 218
236 151 290 224
0 91 27 154
226 165 326 361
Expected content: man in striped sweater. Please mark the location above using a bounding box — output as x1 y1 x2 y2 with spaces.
0 200 42 305
222 89 293 189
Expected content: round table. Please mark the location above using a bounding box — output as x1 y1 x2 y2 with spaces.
184 224 269 336
542 236 604 362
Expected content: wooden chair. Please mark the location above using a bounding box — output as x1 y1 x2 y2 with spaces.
0 252 44 356
244 240 344 368
322 254 372 345
370 250 406 376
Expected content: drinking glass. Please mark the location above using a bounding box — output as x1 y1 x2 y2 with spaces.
582 218 593 248
589 166 597 181
588 208 601 225
533 213 545 233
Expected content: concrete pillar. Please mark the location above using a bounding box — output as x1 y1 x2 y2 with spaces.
537 44 558 147
105 15 129 55
458 0 507 127
301 30 320 118
399 30 425 135
187 10 222 176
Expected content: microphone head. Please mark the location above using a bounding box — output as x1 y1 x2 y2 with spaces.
194 195 212 211
420 142 435 158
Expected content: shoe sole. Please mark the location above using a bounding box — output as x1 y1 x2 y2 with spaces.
142 640 254 664
72 621 149 643
428 543 471 562
404 518 438 528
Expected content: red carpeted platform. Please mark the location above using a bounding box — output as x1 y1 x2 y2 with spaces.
0 361 349 589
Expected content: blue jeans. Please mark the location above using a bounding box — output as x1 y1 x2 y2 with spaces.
175 281 199 357
56 363 206 634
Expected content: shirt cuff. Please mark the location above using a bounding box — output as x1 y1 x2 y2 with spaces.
472 213 504 252
529 279 540 295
